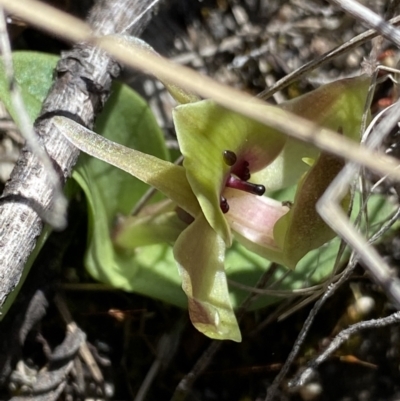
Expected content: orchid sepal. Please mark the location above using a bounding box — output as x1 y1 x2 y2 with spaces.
253 75 371 192
53 116 200 218
173 213 241 342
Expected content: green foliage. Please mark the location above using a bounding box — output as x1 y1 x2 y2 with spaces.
0 51 58 123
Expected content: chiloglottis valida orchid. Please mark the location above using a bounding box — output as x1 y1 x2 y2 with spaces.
54 67 369 342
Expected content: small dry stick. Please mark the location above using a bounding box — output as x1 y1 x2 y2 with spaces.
329 0 400 48
290 311 400 387
318 100 400 309
55 294 104 384
0 7 67 229
264 251 362 401
257 14 400 100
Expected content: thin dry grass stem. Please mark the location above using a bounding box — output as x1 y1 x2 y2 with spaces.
171 340 221 401
0 7 67 229
330 0 400 48
265 252 362 401
120 0 161 35
251 298 298 336
228 263 349 298
134 322 184 401
2 0 400 182
257 15 400 101
228 280 326 297
236 263 280 319
277 291 325 321
318 102 400 310
369 206 400 243
2 0 91 42
290 311 400 388
275 242 351 323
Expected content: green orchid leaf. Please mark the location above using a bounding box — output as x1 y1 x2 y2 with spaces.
174 213 241 342
253 75 371 192
173 100 286 246
0 51 58 123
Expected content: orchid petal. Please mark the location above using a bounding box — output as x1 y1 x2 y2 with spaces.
253 75 370 192
54 116 200 217
274 150 348 268
173 100 286 246
173 213 241 342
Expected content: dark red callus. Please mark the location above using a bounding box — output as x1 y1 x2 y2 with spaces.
223 150 237 166
220 150 265 213
220 196 229 213
233 161 251 181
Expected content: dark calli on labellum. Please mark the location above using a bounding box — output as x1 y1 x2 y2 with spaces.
220 150 266 213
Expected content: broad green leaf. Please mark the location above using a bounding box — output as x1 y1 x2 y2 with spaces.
0 51 58 123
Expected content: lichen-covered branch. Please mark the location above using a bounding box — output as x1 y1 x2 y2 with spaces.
0 0 155 309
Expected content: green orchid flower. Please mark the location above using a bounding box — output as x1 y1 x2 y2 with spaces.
54 74 369 342
54 104 286 342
